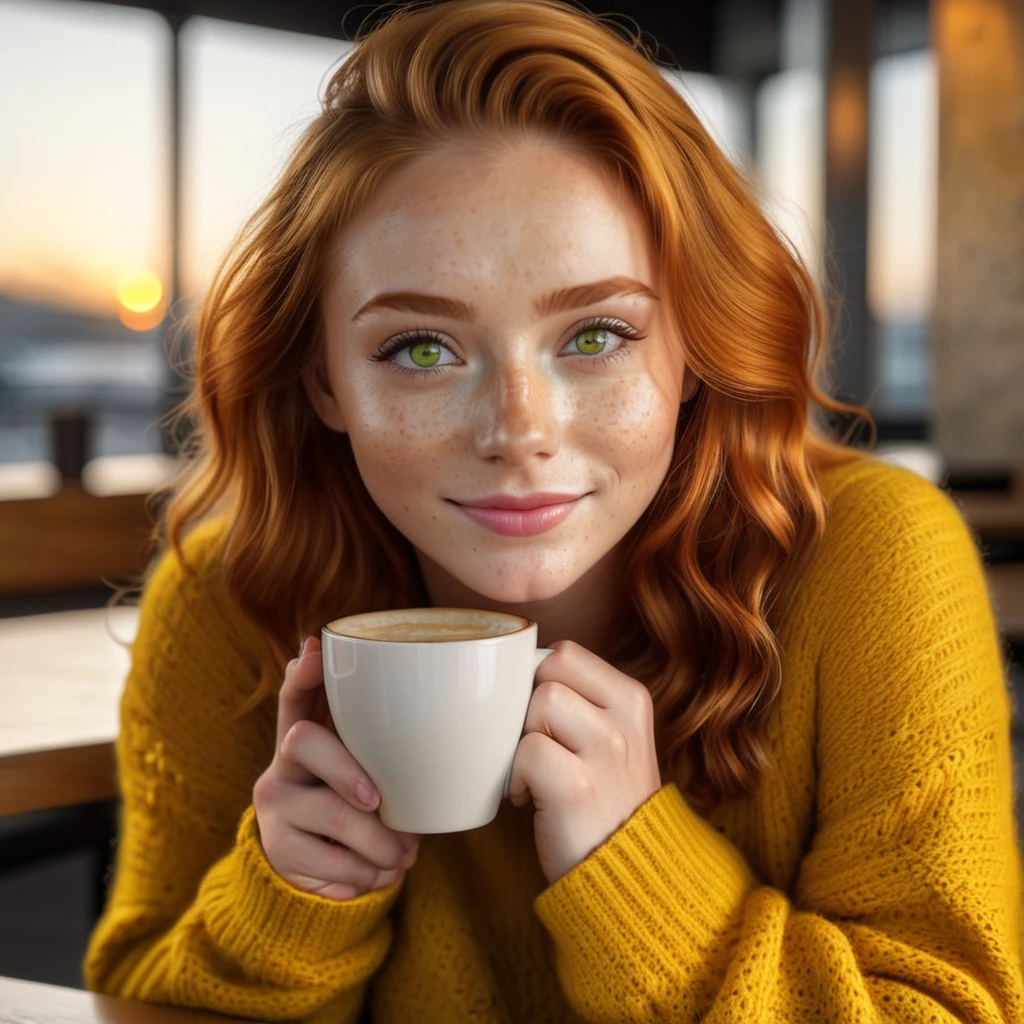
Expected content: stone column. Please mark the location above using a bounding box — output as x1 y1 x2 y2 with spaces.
933 0 1024 469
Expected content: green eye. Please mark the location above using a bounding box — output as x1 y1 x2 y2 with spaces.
574 329 608 355
409 341 442 367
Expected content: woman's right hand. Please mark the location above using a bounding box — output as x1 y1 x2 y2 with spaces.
253 635 420 901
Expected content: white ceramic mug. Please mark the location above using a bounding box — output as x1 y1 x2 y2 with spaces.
321 607 553 834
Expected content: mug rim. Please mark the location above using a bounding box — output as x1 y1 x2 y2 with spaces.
323 606 535 644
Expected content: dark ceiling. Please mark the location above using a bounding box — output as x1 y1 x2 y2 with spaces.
70 0 771 75
66 0 927 78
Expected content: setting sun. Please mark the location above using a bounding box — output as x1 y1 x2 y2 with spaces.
117 268 165 330
118 268 162 312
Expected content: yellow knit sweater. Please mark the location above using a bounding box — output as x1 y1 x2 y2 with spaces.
85 458 1024 1022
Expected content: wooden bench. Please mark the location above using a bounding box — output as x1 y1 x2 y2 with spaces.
0 485 155 598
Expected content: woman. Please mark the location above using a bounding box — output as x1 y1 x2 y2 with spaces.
85 1 1023 1020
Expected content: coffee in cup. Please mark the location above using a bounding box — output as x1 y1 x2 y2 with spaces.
321 607 553 833
328 607 524 643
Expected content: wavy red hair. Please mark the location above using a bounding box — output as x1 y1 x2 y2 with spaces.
158 0 869 812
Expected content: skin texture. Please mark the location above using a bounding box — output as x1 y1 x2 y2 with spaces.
312 140 693 650
269 138 692 889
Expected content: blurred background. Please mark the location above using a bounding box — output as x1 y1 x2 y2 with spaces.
0 0 1021 993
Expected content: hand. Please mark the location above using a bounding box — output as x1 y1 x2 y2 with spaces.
253 635 421 901
507 640 661 884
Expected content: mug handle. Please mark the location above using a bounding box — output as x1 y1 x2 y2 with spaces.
502 648 555 800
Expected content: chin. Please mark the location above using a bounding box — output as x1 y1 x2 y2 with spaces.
471 579 568 607
453 555 593 608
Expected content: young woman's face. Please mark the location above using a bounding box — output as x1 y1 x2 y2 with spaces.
312 139 689 605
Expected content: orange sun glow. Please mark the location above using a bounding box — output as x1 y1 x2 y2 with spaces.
116 268 165 330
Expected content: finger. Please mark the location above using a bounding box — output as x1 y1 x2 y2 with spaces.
277 717 379 797
523 679 606 755
535 640 649 714
276 829 397 897
287 786 412 872
275 635 324 750
507 730 580 808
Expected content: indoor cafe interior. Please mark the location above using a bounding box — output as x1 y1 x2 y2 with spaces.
0 0 1022 1020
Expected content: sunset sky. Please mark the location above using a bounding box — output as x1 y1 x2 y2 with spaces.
0 0 935 326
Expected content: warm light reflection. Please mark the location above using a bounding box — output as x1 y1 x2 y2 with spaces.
118 268 162 312
116 268 165 330
828 66 867 186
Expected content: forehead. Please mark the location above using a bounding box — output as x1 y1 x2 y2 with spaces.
330 141 657 299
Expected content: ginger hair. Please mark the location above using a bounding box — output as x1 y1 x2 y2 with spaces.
159 0 868 811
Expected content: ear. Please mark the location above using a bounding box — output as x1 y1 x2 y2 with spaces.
680 368 699 403
302 357 348 433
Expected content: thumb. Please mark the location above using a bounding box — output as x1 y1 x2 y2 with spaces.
275 635 323 749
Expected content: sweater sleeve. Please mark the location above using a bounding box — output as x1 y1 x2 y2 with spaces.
84 521 402 1023
534 463 1024 1022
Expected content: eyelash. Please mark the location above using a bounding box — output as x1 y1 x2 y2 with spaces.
369 317 647 377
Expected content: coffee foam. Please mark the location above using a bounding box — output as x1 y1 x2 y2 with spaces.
327 607 527 643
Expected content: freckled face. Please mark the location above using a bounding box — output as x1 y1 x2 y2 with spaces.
312 141 687 604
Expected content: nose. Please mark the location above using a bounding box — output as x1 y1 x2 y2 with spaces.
473 361 561 466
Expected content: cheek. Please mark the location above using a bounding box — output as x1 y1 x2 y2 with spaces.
576 375 679 479
339 382 462 485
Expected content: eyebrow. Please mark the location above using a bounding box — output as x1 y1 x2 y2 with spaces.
350 275 659 323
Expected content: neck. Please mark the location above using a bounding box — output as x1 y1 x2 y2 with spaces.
415 546 632 662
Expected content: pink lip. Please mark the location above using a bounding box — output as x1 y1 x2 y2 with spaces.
449 493 587 537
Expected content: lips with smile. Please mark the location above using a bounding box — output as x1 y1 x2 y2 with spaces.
448 493 589 537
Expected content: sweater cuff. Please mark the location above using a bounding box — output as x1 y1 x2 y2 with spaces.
534 785 755 985
200 805 403 974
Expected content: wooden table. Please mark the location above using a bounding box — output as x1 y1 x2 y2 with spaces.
0 974 259 1023
0 607 138 816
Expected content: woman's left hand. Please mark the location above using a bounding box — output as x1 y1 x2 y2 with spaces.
507 640 662 884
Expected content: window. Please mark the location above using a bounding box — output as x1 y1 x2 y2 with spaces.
180 18 348 300
0 0 169 469
1 2 937 478
755 50 936 420
756 68 825 279
665 69 752 170
868 49 935 418
0 3 350 484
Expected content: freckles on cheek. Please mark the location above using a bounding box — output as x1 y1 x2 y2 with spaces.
349 390 459 479
593 380 677 460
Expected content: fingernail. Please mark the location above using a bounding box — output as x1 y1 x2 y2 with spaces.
299 636 311 657
355 780 377 808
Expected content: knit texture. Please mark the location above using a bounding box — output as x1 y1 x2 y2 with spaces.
84 458 1024 1021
